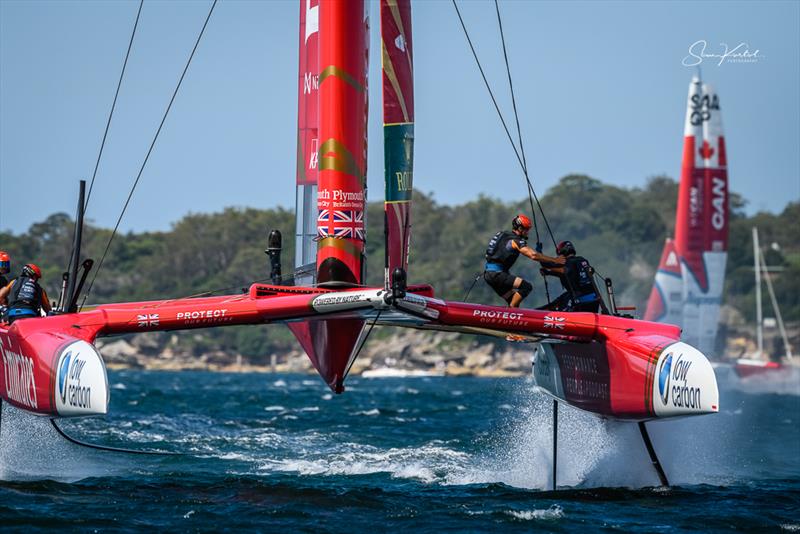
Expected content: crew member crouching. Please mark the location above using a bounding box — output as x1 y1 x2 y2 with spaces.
540 241 601 313
0 263 51 323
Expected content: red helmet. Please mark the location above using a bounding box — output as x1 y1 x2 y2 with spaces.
23 263 42 279
0 251 9 275
512 214 532 234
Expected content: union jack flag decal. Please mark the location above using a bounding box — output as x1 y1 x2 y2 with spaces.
317 209 365 241
544 315 566 329
137 313 159 328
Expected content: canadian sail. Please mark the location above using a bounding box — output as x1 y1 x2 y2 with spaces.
290 0 370 393
381 0 414 284
645 74 729 355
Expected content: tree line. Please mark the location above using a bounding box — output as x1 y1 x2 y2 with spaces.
2 174 797 358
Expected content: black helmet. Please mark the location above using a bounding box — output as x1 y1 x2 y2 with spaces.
556 240 576 257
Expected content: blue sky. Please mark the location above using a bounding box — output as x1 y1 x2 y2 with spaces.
1 0 798 235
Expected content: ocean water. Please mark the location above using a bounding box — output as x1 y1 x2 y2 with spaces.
0 370 798 532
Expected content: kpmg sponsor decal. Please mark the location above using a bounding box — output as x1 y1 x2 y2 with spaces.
57 351 91 410
1 344 37 409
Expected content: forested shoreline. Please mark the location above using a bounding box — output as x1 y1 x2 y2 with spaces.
2 174 797 363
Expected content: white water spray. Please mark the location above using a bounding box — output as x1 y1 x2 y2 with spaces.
0 402 128 481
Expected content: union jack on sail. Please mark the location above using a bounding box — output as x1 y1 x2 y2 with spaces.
317 209 365 241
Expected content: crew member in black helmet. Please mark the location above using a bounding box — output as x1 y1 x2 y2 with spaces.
484 214 563 308
0 263 51 323
539 240 601 313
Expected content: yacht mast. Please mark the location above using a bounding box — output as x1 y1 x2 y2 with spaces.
757 236 794 360
753 227 763 357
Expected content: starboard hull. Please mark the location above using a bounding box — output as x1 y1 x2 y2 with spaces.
533 340 719 420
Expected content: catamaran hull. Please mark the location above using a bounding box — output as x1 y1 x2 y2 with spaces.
533 340 719 420
0 324 109 418
1 281 719 421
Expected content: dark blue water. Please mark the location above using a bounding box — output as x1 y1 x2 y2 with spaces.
1 370 798 531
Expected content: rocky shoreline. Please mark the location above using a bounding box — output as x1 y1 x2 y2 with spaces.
97 305 799 377
98 328 535 377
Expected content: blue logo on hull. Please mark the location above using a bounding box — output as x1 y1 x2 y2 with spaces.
658 354 672 405
58 351 72 404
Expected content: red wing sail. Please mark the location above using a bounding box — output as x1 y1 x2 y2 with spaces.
381 0 415 286
644 238 682 324
301 0 371 391
295 0 321 285
316 0 369 285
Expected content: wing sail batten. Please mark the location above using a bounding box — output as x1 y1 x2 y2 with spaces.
295 0 321 286
381 0 415 286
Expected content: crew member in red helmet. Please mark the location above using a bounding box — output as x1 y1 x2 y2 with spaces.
484 214 563 308
0 263 51 323
0 251 10 288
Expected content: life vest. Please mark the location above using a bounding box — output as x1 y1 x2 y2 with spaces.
562 256 596 298
485 231 526 272
8 275 43 312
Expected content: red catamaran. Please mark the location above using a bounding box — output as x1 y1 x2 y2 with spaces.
0 0 718 487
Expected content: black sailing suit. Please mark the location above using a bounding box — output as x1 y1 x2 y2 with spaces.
5 275 46 323
542 255 600 313
483 230 532 303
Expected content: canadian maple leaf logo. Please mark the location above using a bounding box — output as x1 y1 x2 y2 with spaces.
699 140 715 160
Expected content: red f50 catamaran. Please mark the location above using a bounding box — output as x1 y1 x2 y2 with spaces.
0 0 718 488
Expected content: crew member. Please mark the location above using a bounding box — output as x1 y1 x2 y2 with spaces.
0 263 51 323
540 241 601 312
0 251 9 289
484 214 563 308
0 251 9 317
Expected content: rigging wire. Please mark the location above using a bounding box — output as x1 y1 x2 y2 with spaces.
493 0 535 236
493 0 552 302
452 0 558 250
461 272 482 302
84 0 144 211
344 310 383 380
80 0 219 309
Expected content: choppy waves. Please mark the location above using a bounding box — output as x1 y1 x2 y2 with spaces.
0 371 798 530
